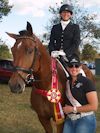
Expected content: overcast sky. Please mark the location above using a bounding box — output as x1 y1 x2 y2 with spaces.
0 0 100 48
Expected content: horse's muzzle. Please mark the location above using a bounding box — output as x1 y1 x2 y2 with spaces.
8 76 25 94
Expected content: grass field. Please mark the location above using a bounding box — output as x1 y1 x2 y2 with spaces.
0 76 100 133
0 84 45 133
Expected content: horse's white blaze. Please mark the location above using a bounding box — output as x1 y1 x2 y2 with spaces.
17 42 22 49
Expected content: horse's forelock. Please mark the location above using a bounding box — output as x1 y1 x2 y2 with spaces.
18 22 33 37
19 30 31 36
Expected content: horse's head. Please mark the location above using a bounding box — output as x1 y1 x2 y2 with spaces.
7 22 42 93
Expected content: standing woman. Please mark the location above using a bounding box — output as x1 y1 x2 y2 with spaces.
63 54 98 133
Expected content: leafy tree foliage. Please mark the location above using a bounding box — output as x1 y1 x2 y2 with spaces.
0 0 12 21
81 44 97 61
0 40 12 59
93 27 100 39
0 0 12 58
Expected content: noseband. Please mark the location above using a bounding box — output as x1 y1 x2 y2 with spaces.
13 36 38 83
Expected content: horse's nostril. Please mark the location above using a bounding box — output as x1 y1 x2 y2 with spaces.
17 84 23 93
9 83 22 94
16 83 21 90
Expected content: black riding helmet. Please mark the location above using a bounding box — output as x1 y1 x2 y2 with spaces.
59 4 73 15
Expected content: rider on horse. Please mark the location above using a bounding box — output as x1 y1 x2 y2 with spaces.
48 4 81 77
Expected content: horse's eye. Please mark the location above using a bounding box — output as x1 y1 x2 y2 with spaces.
27 48 33 54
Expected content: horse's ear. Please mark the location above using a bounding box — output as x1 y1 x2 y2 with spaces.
6 32 19 39
26 21 33 35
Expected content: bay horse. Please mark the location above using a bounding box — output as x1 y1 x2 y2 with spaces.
7 22 95 133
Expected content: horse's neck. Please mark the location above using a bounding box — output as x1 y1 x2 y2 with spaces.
40 55 51 80
34 46 52 89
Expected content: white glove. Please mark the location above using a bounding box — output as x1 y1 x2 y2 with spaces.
51 50 66 58
51 51 60 58
59 50 66 56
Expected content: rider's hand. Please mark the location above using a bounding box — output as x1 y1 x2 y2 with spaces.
51 50 66 58
51 51 59 58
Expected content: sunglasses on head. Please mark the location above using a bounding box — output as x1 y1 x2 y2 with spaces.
68 63 80 68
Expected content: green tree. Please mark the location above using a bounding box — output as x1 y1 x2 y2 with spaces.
81 44 97 61
0 0 12 58
0 0 12 21
0 40 12 59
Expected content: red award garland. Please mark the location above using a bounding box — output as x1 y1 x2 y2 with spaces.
47 57 65 124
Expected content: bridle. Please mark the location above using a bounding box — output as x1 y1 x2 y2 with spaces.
13 36 38 83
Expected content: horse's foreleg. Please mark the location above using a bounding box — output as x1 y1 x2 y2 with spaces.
38 117 55 133
50 118 57 133
56 123 63 133
50 118 64 133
